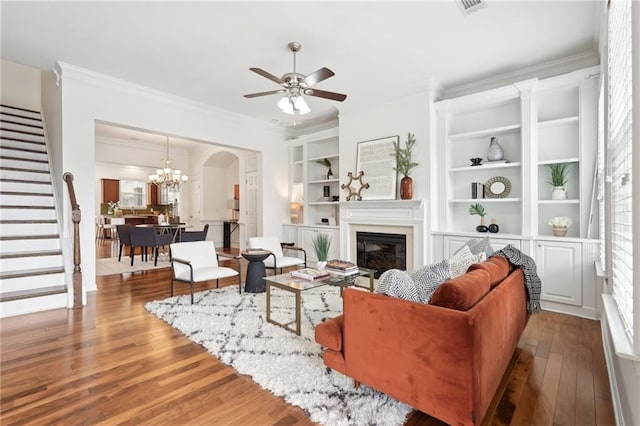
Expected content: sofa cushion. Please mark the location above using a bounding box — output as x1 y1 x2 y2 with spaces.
375 269 420 302
449 245 486 278
408 259 452 303
429 269 491 311
314 315 344 351
468 256 511 288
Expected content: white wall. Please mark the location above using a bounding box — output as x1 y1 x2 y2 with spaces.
339 89 434 202
57 62 287 295
1 60 42 111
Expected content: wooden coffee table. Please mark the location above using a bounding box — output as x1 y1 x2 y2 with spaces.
264 268 376 335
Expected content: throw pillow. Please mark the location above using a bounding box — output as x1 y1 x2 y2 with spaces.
375 269 420 302
449 245 485 278
429 269 491 311
454 237 493 259
408 259 452 303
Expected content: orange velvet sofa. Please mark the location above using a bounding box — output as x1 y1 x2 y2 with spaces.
314 256 529 426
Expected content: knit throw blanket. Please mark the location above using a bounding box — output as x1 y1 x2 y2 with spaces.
491 245 542 314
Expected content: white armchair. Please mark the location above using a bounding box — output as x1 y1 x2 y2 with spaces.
248 236 306 275
170 241 241 304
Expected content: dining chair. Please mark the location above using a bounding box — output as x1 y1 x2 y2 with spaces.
179 224 209 242
248 236 306 275
129 226 173 266
170 240 241 304
116 224 132 262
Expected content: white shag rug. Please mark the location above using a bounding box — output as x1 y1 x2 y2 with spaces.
145 285 412 426
96 256 171 276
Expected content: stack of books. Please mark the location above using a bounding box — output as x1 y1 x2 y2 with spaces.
290 268 330 281
325 259 359 276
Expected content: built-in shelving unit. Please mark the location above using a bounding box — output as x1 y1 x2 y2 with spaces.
433 66 601 319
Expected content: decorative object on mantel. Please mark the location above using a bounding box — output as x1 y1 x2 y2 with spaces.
392 132 419 200
469 203 488 232
341 171 369 201
316 158 333 180
356 136 397 200
549 216 571 236
547 163 569 200
488 219 499 233
470 157 483 166
485 176 511 198
487 136 504 161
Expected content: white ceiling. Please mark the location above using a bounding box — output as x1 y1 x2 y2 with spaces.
2 1 601 139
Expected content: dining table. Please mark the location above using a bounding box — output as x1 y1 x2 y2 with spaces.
136 223 193 243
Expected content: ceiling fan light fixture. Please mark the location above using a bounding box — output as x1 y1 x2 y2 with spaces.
278 94 310 115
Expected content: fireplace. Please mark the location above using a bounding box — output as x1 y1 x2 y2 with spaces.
356 232 407 278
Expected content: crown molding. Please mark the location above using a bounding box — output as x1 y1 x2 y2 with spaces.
442 50 600 99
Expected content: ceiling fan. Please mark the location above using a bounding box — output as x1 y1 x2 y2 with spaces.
244 42 347 114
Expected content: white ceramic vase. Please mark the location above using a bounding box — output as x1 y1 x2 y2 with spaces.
317 261 327 269
551 186 567 200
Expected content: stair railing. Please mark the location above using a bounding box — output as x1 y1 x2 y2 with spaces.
63 172 83 308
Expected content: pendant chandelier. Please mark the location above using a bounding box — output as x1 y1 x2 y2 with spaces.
148 137 188 191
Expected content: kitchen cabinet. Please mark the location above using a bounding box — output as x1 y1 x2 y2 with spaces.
101 179 119 203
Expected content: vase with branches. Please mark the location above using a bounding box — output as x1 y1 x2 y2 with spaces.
469 203 488 232
547 163 569 199
393 132 419 200
316 158 333 180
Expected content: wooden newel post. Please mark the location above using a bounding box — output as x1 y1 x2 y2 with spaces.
63 172 83 309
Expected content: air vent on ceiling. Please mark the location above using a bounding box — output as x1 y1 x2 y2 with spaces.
456 0 487 15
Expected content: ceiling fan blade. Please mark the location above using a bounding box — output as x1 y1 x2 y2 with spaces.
243 89 285 98
304 88 347 102
302 67 335 87
249 67 285 85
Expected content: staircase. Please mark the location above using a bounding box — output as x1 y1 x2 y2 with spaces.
0 104 68 317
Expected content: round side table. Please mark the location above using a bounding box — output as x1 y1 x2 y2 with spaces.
241 250 272 293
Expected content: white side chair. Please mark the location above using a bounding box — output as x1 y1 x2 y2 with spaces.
248 236 306 275
170 240 242 304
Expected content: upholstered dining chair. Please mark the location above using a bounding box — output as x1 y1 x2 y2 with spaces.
248 236 306 275
129 226 172 266
179 224 209 242
116 224 132 262
170 240 242 304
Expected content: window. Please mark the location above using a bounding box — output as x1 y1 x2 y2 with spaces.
602 0 637 353
119 180 147 208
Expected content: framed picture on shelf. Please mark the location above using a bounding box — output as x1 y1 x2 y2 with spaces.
355 135 398 200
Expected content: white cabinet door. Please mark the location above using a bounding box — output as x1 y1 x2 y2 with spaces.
537 240 582 306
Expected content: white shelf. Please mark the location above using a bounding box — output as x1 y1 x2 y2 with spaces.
449 124 521 141
449 162 521 172
308 178 340 184
538 116 579 128
308 154 339 162
538 199 580 204
308 201 340 205
537 157 579 166
450 198 522 203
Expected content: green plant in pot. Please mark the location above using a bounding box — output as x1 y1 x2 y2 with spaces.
393 132 419 200
316 158 333 180
547 163 569 200
469 203 488 232
312 233 332 268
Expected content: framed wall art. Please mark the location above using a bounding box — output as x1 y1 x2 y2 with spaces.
355 135 398 200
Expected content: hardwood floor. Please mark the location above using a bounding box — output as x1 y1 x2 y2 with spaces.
0 242 615 425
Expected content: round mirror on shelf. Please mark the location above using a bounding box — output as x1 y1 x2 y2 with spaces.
485 176 511 198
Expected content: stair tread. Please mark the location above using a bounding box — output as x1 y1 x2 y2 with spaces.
0 191 53 197
0 128 44 137
0 250 63 259
0 266 65 280
0 111 43 122
1 205 55 209
0 166 50 174
0 234 60 241
0 178 52 185
0 104 41 115
0 137 45 146
0 286 67 303
0 155 48 164
0 119 43 129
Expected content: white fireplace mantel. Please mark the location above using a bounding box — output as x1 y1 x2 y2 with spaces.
339 199 429 269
